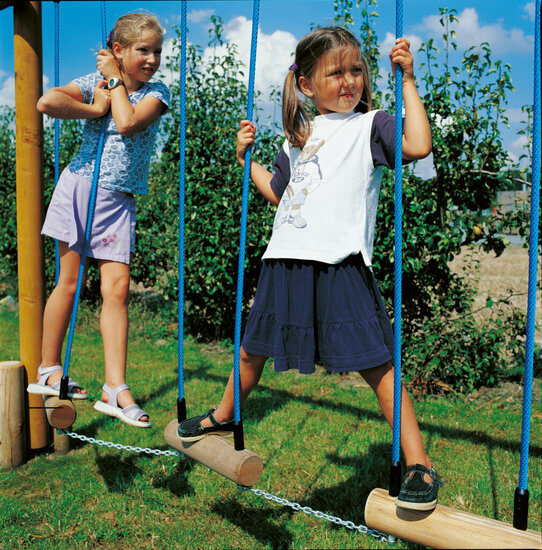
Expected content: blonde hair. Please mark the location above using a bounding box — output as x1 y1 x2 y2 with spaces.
107 13 164 51
283 26 373 149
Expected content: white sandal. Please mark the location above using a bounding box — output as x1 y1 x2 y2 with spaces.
27 365 88 400
94 383 151 428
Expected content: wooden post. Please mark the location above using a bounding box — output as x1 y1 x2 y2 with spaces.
365 487 542 549
54 429 73 455
13 1 47 451
0 361 27 468
165 420 264 487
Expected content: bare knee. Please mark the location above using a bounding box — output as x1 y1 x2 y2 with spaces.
101 275 129 304
55 274 82 300
240 347 267 370
360 361 393 391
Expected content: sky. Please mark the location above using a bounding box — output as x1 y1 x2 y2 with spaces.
0 0 537 174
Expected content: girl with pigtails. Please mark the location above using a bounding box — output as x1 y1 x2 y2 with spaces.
178 26 444 510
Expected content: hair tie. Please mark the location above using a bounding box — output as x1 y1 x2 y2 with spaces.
289 63 298 73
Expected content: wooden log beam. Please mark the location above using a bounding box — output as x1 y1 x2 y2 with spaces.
365 488 542 549
164 420 263 487
44 396 77 430
0 361 27 468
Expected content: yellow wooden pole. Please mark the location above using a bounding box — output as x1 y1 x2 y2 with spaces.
14 1 48 451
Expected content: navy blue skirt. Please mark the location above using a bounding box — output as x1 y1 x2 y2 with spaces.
241 254 393 374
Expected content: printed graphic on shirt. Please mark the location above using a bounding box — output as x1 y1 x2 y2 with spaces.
279 138 324 229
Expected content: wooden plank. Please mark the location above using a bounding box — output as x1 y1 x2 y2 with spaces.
365 487 542 549
165 420 263 487
44 396 77 430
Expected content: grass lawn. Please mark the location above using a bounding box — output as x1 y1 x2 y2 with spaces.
0 283 540 549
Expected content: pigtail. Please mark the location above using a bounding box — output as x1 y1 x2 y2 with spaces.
282 69 312 149
355 53 373 114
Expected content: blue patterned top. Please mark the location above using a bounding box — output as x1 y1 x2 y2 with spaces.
68 73 170 194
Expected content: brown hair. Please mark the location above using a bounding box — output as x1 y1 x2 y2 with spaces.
107 13 164 51
283 26 372 149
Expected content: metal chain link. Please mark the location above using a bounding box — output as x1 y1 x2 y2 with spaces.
58 430 393 544
57 429 182 457
242 487 394 544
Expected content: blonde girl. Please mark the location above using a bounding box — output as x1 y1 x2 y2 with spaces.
28 14 170 428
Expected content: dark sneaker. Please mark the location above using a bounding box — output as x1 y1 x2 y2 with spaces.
395 464 444 511
177 409 235 442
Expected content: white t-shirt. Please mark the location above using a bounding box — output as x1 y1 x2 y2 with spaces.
262 110 399 266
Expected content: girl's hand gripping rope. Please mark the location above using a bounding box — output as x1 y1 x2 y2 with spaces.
236 120 256 167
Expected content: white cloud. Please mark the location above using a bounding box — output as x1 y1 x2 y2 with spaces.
188 9 214 24
412 153 436 180
0 75 15 108
510 134 529 152
157 36 177 89
378 32 423 77
201 16 297 100
507 107 530 124
418 7 532 56
523 2 536 22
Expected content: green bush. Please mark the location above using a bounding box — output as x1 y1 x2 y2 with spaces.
0 107 16 295
131 17 282 340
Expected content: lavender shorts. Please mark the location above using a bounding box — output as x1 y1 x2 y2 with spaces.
42 168 136 265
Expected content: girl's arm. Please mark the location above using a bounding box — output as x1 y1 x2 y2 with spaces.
96 49 165 137
37 81 110 120
237 120 281 206
389 38 432 160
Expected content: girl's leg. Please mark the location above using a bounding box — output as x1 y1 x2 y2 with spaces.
360 361 431 472
97 259 148 422
200 347 267 426
40 241 89 395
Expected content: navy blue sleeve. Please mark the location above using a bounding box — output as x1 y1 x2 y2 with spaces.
371 110 411 168
269 147 290 199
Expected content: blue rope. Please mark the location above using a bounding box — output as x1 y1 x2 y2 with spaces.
53 0 60 284
518 0 541 492
62 2 108 382
177 1 187 401
392 0 403 466
232 0 260 424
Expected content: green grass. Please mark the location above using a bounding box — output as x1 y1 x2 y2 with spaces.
0 300 540 549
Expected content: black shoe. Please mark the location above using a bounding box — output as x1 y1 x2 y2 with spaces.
177 409 235 442
395 464 444 511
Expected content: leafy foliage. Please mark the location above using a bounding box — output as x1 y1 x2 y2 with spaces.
131 17 282 340
0 108 16 295
0 8 538 394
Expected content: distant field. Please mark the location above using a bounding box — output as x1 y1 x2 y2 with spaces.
449 244 541 345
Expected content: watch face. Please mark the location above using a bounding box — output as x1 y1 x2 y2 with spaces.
108 78 118 89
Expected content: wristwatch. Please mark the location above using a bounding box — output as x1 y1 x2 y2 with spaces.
107 77 124 90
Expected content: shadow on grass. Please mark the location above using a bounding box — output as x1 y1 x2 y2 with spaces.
210 443 421 549
184 367 542 459
152 459 196 498
211 498 294 548
94 451 144 493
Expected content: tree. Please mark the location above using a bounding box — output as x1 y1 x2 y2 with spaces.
132 17 283 340
337 3 530 392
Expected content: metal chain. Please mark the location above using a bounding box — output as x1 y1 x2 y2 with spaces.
57 429 182 457
241 487 394 544
58 430 393 544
